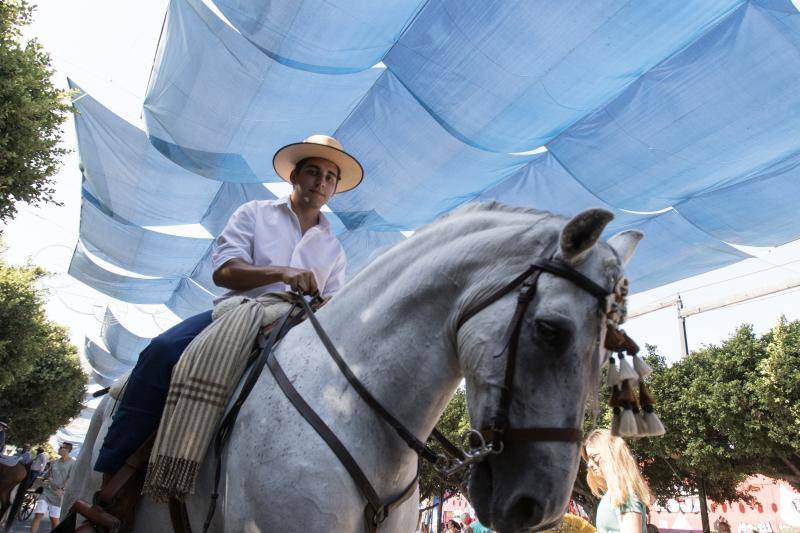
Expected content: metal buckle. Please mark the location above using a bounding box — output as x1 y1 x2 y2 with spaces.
434 429 504 479
372 506 387 525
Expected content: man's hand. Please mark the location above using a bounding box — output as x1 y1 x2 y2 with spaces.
281 267 319 295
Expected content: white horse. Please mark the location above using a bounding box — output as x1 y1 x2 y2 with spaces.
66 203 642 532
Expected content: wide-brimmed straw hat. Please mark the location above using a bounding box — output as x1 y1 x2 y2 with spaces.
273 134 363 193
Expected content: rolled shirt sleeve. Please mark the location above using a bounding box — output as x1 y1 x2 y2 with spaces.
321 251 346 299
212 203 256 271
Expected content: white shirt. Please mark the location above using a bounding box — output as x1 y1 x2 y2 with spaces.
211 197 346 302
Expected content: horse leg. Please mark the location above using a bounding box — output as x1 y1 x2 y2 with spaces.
0 494 10 532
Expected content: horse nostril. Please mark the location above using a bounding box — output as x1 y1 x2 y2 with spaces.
506 496 541 529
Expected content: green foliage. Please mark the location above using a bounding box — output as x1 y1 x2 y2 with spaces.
0 252 86 445
628 322 800 505
420 388 470 500
0 0 69 221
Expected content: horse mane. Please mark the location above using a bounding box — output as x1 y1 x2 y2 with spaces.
428 200 561 228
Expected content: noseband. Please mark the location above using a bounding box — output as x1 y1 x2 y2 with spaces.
456 255 618 454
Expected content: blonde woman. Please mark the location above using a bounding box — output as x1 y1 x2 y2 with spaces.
582 429 652 533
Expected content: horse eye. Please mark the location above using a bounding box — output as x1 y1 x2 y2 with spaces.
534 319 561 344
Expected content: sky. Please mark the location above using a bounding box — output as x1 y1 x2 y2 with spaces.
2 0 799 391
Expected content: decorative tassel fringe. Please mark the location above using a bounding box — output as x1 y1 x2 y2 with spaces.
143 455 200 502
611 407 621 436
618 380 635 404
635 411 648 436
607 355 621 387
641 406 666 436
632 355 653 379
617 355 639 382
618 408 638 437
639 381 655 408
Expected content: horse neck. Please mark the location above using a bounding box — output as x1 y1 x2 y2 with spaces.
319 208 558 441
319 257 464 441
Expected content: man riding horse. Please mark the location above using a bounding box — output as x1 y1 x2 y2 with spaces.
92 134 363 525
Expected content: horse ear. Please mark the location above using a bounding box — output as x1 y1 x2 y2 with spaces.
559 208 614 264
607 230 644 267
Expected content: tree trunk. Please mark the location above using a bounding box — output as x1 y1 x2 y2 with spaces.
698 477 711 533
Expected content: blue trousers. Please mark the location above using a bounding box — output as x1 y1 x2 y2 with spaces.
94 310 213 474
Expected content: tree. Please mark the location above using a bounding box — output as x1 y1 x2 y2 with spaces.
0 0 69 222
420 388 471 501
629 321 800 507
0 252 86 445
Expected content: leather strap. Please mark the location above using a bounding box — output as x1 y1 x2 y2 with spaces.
268 348 418 531
528 257 609 305
430 428 466 461
456 264 540 330
297 297 440 465
95 433 156 507
169 497 193 533
202 303 302 533
482 427 582 443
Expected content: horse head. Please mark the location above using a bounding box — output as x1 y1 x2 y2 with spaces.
457 208 642 532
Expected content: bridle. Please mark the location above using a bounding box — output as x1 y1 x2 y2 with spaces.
205 246 634 533
452 254 620 460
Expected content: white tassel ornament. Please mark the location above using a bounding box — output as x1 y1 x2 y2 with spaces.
611 407 621 437
617 355 639 382
618 408 638 437
607 355 621 387
642 408 666 437
632 355 653 380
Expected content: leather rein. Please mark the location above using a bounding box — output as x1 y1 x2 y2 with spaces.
205 251 623 533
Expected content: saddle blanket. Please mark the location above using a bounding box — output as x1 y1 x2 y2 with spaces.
143 293 296 502
0 455 21 467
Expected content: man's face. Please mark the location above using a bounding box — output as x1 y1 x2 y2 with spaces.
290 157 340 209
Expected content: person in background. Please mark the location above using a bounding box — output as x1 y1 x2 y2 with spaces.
28 447 47 485
16 443 32 466
445 519 462 532
467 516 494 533
31 442 74 533
582 429 652 533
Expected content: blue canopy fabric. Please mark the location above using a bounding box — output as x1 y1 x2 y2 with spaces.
674 147 800 247
84 338 132 381
607 210 751 292
199 183 275 236
548 1 800 211
328 71 537 230
90 371 116 388
79 192 213 278
144 0 383 183
69 243 181 304
68 0 800 334
70 80 222 227
475 152 752 292
165 278 214 319
384 0 742 153
212 0 425 73
100 308 150 364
